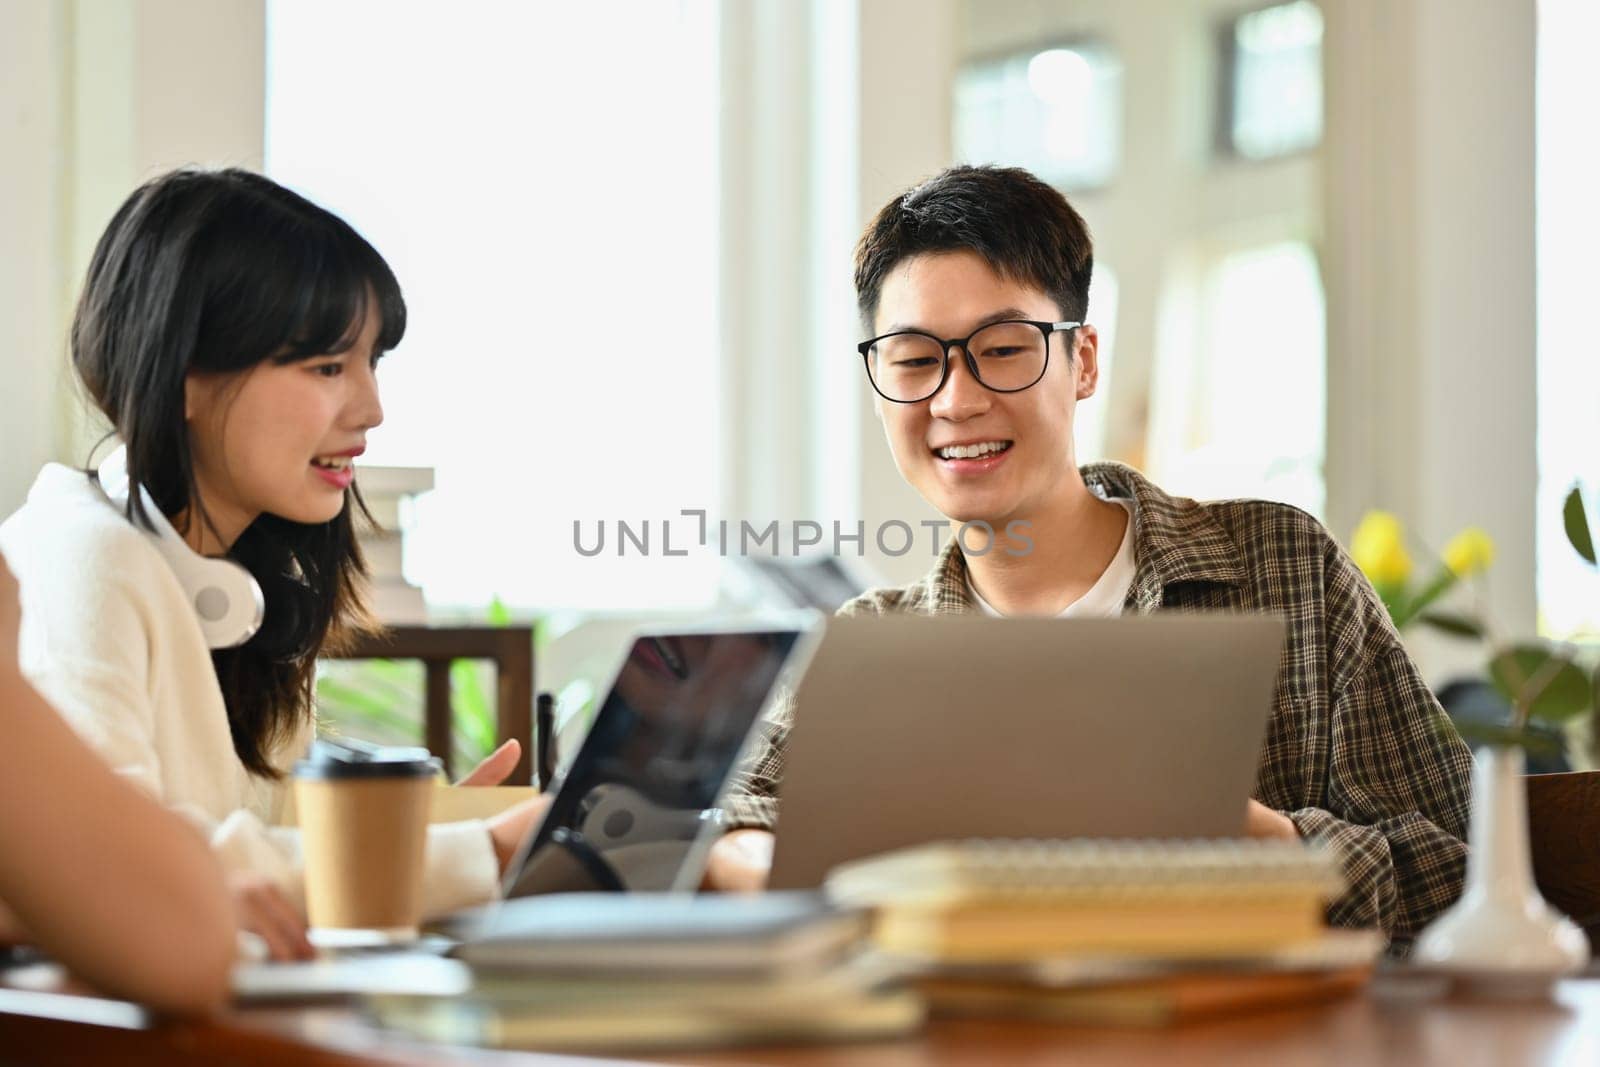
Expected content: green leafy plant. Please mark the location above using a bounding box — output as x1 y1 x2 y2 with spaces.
1478 487 1600 756
315 595 535 772
1565 486 1596 568
445 596 515 769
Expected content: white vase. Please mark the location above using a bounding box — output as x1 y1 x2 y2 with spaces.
1412 745 1590 994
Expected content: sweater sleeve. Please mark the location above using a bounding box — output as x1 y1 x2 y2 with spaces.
11 525 500 918
21 563 166 801
32 643 501 917
210 812 501 918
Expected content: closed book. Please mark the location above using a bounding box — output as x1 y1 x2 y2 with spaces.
447 891 870 978
827 838 1343 909
357 531 406 579
939 927 1385 987
465 952 901 1003
826 839 1343 964
873 899 1327 961
920 965 1370 1026
364 578 427 625
366 978 923 1052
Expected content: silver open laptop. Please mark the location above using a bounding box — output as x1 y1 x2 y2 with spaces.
766 614 1286 889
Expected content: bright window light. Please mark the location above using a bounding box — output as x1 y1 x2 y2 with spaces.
266 1 721 614
1226 0 1324 161
1536 0 1600 639
955 41 1123 190
1146 242 1325 514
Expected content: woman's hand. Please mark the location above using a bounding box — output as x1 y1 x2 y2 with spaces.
486 795 554 875
456 740 522 787
229 873 313 961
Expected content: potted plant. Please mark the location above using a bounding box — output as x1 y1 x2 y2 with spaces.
1351 492 1599 987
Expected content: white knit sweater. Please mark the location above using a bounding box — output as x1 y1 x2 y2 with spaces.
0 464 500 916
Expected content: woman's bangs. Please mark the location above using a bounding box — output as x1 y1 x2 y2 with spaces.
278 234 407 363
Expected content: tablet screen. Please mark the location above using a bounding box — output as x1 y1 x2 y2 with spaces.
502 629 801 897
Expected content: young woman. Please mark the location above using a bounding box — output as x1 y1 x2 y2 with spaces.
0 169 546 960
0 550 235 1014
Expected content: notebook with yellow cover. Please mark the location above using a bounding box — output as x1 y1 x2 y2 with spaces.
921 964 1370 1026
826 839 1345 962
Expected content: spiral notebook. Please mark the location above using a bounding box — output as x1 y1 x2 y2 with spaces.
824 839 1348 963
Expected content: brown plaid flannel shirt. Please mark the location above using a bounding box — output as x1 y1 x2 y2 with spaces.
722 461 1474 948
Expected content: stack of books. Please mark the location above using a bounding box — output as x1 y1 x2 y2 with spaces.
353 465 432 624
824 838 1382 1026
365 892 923 1052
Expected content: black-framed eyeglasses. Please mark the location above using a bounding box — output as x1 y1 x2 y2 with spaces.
857 320 1081 404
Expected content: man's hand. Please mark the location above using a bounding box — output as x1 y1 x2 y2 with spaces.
486 795 554 875
229 873 313 961
1246 799 1299 842
456 740 522 787
702 829 775 893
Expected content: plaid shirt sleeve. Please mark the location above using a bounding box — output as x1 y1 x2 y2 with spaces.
718 591 897 831
1283 533 1473 948
718 688 791 831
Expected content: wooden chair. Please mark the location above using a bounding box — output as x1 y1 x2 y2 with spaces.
1526 770 1600 953
325 625 536 784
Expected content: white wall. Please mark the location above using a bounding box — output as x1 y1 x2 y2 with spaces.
719 0 956 588
0 0 265 516
0 1 69 516
853 0 960 586
1323 0 1537 679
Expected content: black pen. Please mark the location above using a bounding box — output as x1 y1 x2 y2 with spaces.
535 691 556 791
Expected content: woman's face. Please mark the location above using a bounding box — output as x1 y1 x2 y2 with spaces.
182 305 385 551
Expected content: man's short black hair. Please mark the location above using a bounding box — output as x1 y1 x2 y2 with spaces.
853 164 1094 331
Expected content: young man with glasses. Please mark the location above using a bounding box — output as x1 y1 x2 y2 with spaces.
709 164 1473 952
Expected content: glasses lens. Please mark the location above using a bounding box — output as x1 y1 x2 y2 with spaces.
867 333 946 402
968 321 1048 391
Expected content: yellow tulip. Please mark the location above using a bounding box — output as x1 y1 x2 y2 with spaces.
1351 511 1413 586
1443 527 1496 578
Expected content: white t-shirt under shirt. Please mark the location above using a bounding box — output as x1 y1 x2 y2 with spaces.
0 463 500 917
967 498 1136 618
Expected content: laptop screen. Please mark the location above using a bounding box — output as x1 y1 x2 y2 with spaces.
502 629 801 898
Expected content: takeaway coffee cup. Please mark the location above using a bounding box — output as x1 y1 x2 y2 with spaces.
293 739 440 948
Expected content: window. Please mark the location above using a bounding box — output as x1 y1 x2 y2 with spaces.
1536 0 1600 639
954 2 1325 511
954 42 1123 190
266 1 721 613
1147 243 1325 513
1221 0 1324 160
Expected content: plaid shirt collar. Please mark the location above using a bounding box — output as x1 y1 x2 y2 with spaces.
908 462 1248 615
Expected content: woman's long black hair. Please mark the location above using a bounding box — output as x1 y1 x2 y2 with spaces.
72 168 406 777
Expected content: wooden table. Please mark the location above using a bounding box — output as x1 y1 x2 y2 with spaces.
3 969 1599 1067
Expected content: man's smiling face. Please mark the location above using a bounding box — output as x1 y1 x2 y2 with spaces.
870 249 1100 528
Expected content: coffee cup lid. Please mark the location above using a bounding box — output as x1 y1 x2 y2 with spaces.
295 738 443 780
